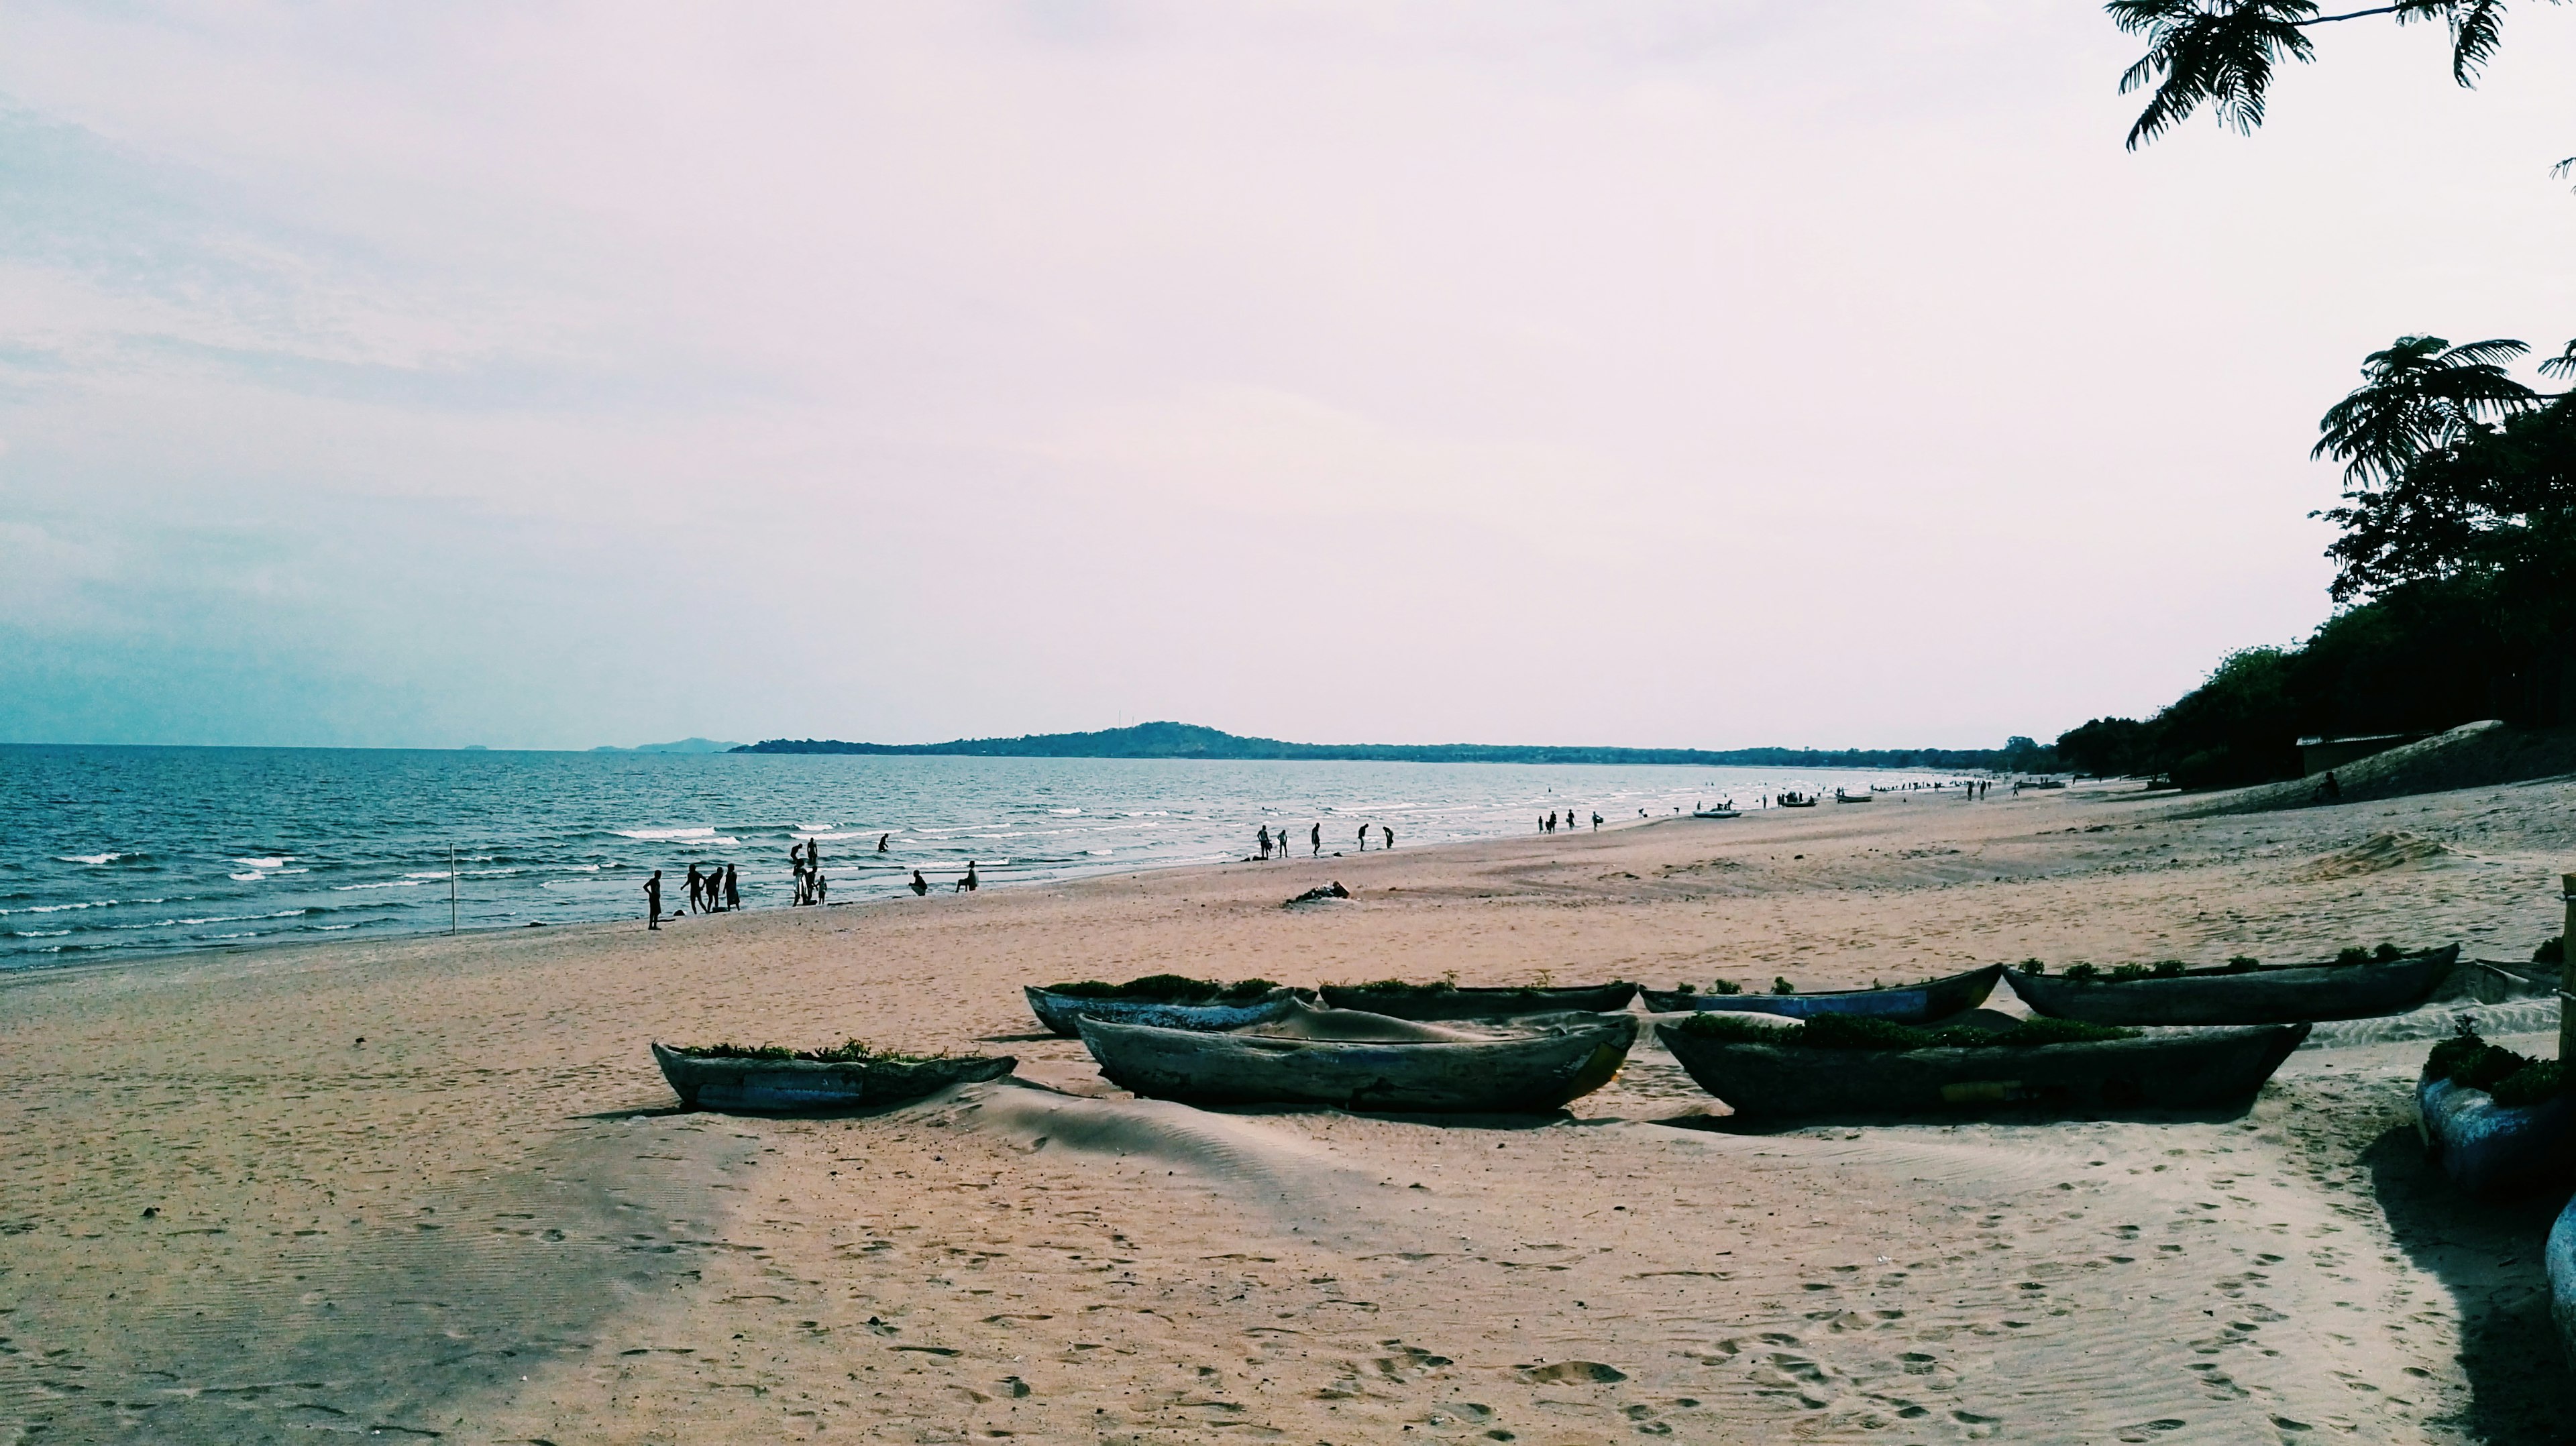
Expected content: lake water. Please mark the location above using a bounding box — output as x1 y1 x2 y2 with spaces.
0 746 1961 968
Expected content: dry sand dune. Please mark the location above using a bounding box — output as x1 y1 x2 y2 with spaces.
5 777 2576 1443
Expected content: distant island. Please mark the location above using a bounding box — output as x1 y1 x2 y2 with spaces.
592 738 745 755
732 721 2050 771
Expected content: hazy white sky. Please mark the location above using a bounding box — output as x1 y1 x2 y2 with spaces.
3 2 2572 750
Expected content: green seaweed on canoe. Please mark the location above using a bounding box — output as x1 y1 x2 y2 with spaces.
1670 1012 2141 1051
2425 1021 2565 1109
672 1039 957 1064
1044 975 1281 1003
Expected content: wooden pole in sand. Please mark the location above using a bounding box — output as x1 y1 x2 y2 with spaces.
451 844 459 936
2561 872 2575 1064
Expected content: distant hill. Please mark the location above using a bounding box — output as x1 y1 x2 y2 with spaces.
592 738 744 755
731 721 2027 771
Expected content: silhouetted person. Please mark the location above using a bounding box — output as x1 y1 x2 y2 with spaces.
1310 822 1321 857
645 870 663 930
724 864 739 910
1258 824 1273 860
1381 824 1393 850
910 869 929 896
684 863 704 913
812 866 828 904
1356 825 1368 852
1591 812 1601 830
878 833 890 852
2317 770 2342 802
957 860 979 892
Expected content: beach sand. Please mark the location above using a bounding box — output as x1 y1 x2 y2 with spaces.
6 779 2576 1443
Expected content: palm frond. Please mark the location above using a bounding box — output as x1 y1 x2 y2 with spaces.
2314 334 2541 485
2541 341 2576 379
2109 0 2321 150
2440 337 2532 366
2392 0 2512 82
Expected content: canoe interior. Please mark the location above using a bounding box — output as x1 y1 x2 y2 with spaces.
1023 985 1305 1038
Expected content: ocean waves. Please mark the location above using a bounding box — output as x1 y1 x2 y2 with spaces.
3 746 1957 968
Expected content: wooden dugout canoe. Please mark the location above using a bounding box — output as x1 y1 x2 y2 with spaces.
1024 985 1305 1038
2004 946 2457 1026
2416 1075 2576 1197
1654 1020 2310 1120
1315 981 1638 1020
2548 1192 2576 1370
1075 1013 1639 1112
652 1042 1015 1113
1640 965 2002 1024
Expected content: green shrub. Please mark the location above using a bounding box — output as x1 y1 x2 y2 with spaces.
1050 975 1279 1002
2373 942 2403 962
2333 946 2371 967
2151 959 2188 978
2226 956 2260 972
2108 963 2153 983
2536 936 2565 966
2062 962 2100 983
1771 977 1796 995
676 1039 947 1064
1711 979 1743 995
2020 958 2046 975
1672 982 1697 995
2424 1023 2567 1107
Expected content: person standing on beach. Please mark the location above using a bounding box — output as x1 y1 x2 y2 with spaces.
957 860 979 892
645 870 663 930
812 865 828 904
723 864 739 910
1381 824 1394 850
1356 825 1368 852
910 869 929 896
1257 825 1272 860
1310 822 1321 857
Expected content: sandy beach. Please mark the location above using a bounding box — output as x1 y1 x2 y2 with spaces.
6 778 2574 1445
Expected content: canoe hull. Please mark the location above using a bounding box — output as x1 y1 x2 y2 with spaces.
2005 947 2457 1025
1316 982 1638 1020
2550 1193 2576 1370
1642 966 2001 1024
1024 986 1304 1038
1077 1015 1640 1112
653 1042 1015 1113
2416 1076 2576 1197
1656 1021 2309 1120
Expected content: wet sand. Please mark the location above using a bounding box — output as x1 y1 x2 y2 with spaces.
5 777 2575 1443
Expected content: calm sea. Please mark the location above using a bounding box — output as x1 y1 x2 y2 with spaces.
0 746 1955 969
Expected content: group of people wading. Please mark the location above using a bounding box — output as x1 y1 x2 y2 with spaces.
1538 810 1599 834
1254 822 1393 860
641 833 983 930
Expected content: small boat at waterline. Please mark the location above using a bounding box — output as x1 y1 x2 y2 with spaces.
652 1042 1016 1113
1075 1010 1638 1112
1640 965 2002 1024
2005 946 2457 1026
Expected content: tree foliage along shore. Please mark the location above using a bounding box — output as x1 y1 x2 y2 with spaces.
734 721 2059 773
2056 335 2576 789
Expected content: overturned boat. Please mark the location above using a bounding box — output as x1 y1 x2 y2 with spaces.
1316 980 1637 1020
1024 978 1305 1038
1656 1015 2308 1120
653 1042 1015 1113
1641 965 2002 1024
1076 1008 1639 1112
2005 946 2457 1026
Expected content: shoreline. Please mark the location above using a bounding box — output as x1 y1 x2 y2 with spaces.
5 775 2564 1439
